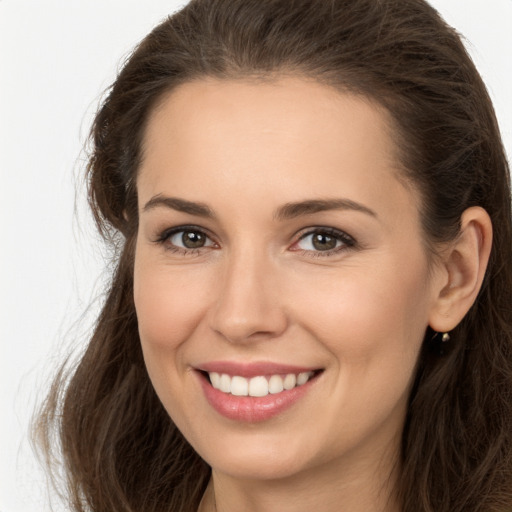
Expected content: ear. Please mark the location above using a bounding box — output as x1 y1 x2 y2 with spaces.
429 206 493 332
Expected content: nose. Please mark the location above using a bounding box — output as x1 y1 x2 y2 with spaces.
208 248 288 344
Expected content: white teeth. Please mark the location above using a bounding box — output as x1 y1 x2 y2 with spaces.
210 372 221 389
268 374 284 394
208 371 315 396
283 373 297 390
219 373 231 393
297 372 310 386
231 376 249 396
249 376 268 397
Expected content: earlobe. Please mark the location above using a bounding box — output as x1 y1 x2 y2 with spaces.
429 206 493 333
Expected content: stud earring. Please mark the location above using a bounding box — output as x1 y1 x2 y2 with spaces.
430 330 451 356
441 332 450 343
431 331 450 342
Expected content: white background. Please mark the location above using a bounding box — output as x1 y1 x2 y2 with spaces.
1 1 511 511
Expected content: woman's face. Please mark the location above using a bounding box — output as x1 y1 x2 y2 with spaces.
134 78 442 481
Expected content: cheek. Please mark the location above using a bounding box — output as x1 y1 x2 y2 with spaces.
132 249 215 421
287 254 432 368
287 260 430 443
133 256 213 352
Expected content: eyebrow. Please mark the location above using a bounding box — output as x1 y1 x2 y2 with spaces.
143 195 215 218
142 195 376 220
274 198 377 220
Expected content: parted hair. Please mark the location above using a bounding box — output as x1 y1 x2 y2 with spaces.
35 1 512 511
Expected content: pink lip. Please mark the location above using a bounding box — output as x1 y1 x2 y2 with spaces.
195 361 321 423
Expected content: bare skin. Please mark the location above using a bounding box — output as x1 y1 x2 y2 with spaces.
134 78 492 512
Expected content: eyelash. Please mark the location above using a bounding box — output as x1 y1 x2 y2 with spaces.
154 225 356 258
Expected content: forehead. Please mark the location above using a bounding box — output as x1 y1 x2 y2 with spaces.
138 77 418 224
143 77 397 164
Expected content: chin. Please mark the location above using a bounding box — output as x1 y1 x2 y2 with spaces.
210 453 310 482
192 431 322 482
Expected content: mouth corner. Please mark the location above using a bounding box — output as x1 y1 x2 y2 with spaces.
312 368 324 379
199 369 212 384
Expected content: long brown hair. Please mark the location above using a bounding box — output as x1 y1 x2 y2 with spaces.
35 1 512 511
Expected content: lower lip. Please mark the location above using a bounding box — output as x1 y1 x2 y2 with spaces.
198 372 318 422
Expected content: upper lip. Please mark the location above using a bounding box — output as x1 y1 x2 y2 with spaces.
196 361 321 378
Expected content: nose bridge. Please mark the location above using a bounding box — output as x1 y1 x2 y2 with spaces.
209 242 287 343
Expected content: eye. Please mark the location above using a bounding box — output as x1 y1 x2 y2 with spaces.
156 226 216 253
169 230 213 249
291 228 355 255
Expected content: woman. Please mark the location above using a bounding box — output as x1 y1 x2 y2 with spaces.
35 0 512 511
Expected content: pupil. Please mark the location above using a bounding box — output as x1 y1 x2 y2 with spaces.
312 233 336 251
182 231 205 248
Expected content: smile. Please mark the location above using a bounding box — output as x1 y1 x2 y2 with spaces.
208 371 315 397
197 363 322 422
